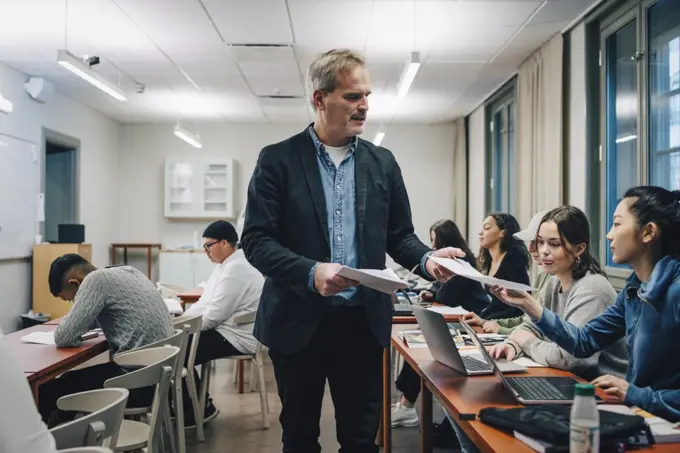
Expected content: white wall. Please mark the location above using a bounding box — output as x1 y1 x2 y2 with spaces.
117 122 456 257
568 22 588 211
0 62 120 332
467 106 486 253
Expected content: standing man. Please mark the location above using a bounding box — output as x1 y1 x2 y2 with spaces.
241 49 462 453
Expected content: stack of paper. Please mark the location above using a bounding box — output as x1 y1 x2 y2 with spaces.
427 306 469 316
429 256 535 292
336 266 409 294
600 405 680 443
21 331 56 345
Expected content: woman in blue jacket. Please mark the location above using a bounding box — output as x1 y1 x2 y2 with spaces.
492 186 680 422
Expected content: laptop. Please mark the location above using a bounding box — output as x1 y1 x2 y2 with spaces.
460 320 595 404
412 306 526 376
392 290 416 316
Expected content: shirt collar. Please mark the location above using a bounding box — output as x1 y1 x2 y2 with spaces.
307 124 358 159
220 249 243 269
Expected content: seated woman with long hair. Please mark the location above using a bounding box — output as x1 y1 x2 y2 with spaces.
492 186 680 422
487 206 628 381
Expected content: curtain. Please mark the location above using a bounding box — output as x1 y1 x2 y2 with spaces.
452 117 468 238
515 33 564 229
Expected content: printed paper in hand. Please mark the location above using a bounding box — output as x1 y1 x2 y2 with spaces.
336 266 409 294
429 256 535 292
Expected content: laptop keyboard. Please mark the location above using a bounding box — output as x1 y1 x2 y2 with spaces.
506 377 566 401
393 303 413 314
462 355 493 372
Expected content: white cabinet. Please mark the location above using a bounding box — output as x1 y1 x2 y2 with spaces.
159 250 215 289
164 157 235 219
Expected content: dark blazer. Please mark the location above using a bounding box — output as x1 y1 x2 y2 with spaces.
241 127 431 354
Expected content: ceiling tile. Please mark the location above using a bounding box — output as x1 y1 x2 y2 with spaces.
202 0 293 44
288 0 373 50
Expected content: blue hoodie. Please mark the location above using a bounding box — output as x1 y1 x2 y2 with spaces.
534 255 680 422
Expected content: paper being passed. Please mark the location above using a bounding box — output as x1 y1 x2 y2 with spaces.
429 256 534 292
336 266 409 294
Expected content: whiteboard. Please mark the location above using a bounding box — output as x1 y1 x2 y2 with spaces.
0 134 39 259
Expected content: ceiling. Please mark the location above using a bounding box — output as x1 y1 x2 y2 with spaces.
0 0 597 124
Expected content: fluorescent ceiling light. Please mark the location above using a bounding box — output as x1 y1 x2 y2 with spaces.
373 131 385 146
174 124 202 148
615 134 637 144
397 51 421 98
57 49 127 101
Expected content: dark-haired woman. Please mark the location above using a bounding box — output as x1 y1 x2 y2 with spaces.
477 213 530 319
488 206 628 380
493 186 680 422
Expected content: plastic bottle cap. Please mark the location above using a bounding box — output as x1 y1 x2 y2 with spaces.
574 383 595 396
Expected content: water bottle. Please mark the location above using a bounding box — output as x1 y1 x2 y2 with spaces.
570 383 600 453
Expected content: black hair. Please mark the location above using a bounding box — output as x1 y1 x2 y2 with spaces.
538 205 605 280
623 186 680 258
430 219 477 268
203 220 239 249
478 213 530 274
48 253 90 296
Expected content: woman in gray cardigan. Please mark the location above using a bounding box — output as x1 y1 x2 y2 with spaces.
488 206 628 380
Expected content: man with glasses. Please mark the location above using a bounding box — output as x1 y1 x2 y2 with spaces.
181 220 264 425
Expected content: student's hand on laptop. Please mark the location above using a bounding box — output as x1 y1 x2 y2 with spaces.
314 263 358 297
488 342 519 361
490 286 543 321
482 321 501 333
462 312 485 326
425 247 466 282
592 374 629 401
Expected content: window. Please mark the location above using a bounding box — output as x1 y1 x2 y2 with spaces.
486 87 517 215
593 0 680 271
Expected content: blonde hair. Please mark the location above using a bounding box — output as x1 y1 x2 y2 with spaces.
307 49 365 110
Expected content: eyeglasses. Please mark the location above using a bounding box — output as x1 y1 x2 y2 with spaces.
203 240 221 251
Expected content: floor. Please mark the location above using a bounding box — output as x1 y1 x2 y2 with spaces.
186 356 454 453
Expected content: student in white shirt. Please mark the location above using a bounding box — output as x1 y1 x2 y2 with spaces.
182 220 264 425
0 329 57 453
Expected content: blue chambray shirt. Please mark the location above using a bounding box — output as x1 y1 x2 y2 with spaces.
306 125 362 306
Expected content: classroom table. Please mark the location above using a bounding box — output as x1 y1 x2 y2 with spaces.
110 243 162 280
388 324 679 453
5 323 109 405
177 288 203 308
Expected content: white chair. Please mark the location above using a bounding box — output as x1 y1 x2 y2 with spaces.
49 388 129 450
114 329 189 453
59 448 113 453
171 313 206 441
104 346 179 453
202 311 270 429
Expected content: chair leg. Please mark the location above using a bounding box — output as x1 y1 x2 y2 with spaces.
174 378 186 453
199 362 212 411
186 368 205 442
255 356 270 429
237 360 245 394
232 360 238 384
163 400 178 453
249 360 257 392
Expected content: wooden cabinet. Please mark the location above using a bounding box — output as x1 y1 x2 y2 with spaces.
32 243 92 319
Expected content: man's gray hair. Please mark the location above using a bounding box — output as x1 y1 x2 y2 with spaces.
307 49 365 110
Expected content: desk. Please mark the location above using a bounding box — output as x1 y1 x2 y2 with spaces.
378 314 461 452
110 243 162 280
177 288 203 308
5 324 109 404
389 325 678 453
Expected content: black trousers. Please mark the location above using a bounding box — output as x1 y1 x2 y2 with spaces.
269 306 383 453
395 362 420 405
184 329 243 409
38 362 154 425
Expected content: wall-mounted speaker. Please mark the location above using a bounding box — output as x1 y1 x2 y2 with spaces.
24 77 53 104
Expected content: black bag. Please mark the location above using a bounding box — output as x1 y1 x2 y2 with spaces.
478 405 653 450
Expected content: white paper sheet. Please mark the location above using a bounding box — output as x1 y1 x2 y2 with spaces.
512 357 546 368
427 306 469 316
21 331 55 345
336 266 409 294
429 256 535 292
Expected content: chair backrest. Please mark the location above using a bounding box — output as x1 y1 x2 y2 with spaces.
104 347 178 453
172 313 202 370
50 388 129 450
58 448 113 453
114 329 188 383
